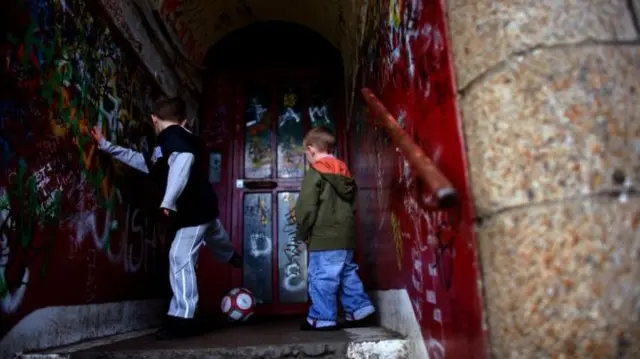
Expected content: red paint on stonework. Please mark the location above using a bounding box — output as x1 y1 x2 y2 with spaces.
352 0 488 358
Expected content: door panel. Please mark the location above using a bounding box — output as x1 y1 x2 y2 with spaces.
244 88 273 179
276 87 305 179
242 192 273 304
277 191 307 303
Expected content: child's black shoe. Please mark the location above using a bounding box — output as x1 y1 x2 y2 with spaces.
342 313 376 328
156 316 200 340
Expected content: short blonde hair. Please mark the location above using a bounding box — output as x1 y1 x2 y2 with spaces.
303 126 335 153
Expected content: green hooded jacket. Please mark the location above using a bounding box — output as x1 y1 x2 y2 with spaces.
294 157 357 251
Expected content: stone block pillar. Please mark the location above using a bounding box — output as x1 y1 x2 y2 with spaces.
447 1 640 357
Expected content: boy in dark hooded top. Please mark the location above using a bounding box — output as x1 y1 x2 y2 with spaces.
91 97 242 340
295 126 376 331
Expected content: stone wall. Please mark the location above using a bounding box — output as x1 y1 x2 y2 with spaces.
447 0 640 357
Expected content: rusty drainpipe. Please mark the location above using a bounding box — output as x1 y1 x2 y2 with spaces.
361 88 459 210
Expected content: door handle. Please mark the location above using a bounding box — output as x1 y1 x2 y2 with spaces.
237 179 278 190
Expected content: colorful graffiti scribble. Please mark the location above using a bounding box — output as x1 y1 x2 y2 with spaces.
0 0 168 339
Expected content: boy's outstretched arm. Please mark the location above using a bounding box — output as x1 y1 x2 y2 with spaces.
91 126 149 174
294 170 321 244
160 152 194 213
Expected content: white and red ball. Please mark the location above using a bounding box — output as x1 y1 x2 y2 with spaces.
220 288 256 322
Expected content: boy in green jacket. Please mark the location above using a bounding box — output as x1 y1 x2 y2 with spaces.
295 126 376 331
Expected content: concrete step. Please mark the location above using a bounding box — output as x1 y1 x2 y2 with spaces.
23 319 408 359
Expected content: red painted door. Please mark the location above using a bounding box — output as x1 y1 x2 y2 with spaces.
228 67 345 315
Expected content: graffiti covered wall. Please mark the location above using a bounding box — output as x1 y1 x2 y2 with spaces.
0 0 170 352
351 0 487 358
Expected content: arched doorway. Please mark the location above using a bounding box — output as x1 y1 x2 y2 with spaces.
199 22 348 316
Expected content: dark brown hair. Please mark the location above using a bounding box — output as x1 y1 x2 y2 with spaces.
303 126 335 153
151 97 186 123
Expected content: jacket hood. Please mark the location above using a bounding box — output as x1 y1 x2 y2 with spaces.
312 157 357 202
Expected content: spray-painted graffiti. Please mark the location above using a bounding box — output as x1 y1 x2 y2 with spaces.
244 194 272 258
375 133 392 231
72 190 167 273
0 162 62 315
380 129 461 359
390 212 403 271
278 192 306 294
248 232 272 258
384 0 444 100
430 217 456 291
277 90 304 179
308 105 332 129
242 193 273 304
282 234 304 292
244 95 272 178
1 0 168 339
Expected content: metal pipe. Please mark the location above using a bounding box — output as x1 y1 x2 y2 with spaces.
361 88 459 209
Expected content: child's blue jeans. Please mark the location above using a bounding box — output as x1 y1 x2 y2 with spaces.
307 249 375 327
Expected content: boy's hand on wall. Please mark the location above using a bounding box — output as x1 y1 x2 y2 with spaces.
90 126 104 144
161 208 172 217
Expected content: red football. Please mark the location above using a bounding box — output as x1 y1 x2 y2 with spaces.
220 287 256 322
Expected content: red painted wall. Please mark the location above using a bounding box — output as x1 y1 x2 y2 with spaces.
1 0 170 340
350 0 488 358
194 73 235 315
